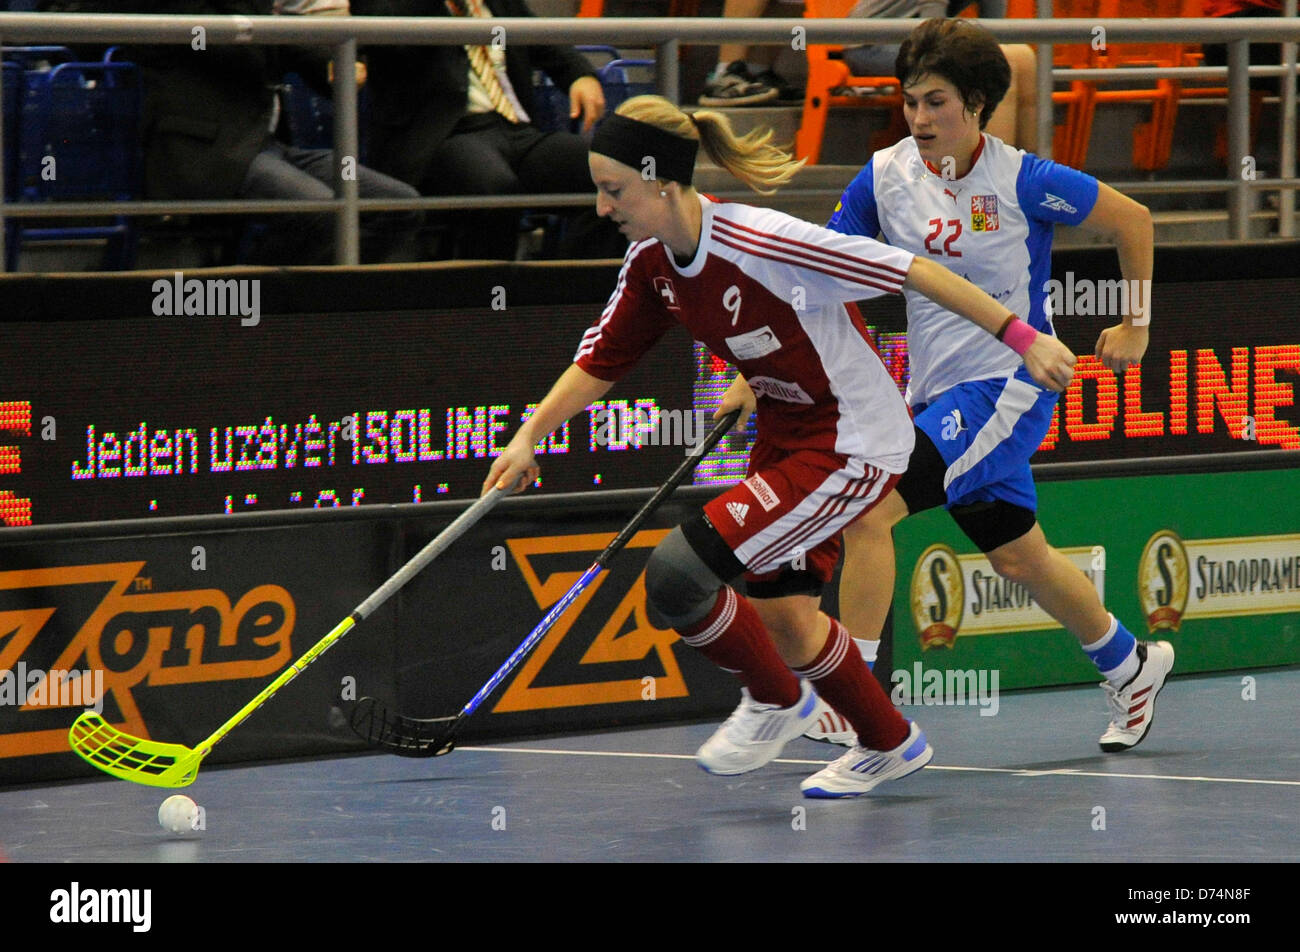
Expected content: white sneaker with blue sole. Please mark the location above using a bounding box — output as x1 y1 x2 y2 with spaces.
800 720 933 798
697 680 820 776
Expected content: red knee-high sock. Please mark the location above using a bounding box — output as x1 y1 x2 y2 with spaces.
794 617 907 750
678 586 801 707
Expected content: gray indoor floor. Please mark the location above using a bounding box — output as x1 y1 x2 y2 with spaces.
2 668 1296 863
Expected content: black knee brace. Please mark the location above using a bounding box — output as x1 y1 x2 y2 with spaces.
950 499 1038 553
643 519 741 630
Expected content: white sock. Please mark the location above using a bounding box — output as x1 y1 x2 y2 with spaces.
1086 615 1118 652
853 638 879 665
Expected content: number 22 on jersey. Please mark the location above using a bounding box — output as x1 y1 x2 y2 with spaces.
924 218 963 258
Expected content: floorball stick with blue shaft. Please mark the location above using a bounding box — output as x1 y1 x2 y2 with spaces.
348 408 742 758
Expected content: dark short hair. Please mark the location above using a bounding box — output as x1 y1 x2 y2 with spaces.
895 18 1012 130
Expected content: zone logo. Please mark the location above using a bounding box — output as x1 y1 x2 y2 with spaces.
1040 193 1077 214
492 530 688 712
0 562 295 759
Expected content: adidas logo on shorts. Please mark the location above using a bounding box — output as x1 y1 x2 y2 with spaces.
726 501 750 526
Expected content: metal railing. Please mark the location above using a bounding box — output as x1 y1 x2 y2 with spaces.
0 11 1297 268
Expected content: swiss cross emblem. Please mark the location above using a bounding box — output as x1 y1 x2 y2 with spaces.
971 194 999 232
654 276 680 310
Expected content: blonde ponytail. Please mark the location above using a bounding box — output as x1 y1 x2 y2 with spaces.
615 95 805 195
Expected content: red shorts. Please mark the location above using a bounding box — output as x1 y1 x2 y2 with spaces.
703 442 901 585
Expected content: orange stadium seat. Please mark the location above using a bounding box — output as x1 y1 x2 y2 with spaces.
1155 0 1268 165
1048 0 1211 171
1089 0 1204 170
1026 0 1105 169
794 0 908 165
577 0 702 16
899 0 1099 168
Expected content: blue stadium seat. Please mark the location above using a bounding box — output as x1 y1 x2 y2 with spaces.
1 46 76 69
531 46 656 135
278 71 370 163
4 49 142 270
597 53 656 115
525 47 655 257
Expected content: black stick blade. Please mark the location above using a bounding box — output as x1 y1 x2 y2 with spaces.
347 697 461 758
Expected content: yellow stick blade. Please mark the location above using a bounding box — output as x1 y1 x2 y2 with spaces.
68 712 201 788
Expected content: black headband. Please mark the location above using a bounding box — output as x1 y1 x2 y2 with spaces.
590 114 699 187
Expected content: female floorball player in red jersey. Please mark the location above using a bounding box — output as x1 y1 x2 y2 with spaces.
725 19 1172 753
483 95 1076 798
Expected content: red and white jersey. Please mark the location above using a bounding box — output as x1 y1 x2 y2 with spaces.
575 195 917 471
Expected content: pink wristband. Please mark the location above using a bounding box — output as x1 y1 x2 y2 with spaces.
999 317 1038 357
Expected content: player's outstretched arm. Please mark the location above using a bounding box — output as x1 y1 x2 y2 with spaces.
903 256 1077 393
484 364 615 495
1078 183 1155 373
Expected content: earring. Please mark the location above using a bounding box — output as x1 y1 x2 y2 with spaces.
660 189 668 197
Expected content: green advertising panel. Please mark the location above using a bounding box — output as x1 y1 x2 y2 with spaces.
891 468 1300 690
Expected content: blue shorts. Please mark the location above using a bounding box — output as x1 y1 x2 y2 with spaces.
912 369 1058 513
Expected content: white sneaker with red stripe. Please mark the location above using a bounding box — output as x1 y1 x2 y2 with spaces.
697 680 819 776
803 695 858 747
1098 640 1174 751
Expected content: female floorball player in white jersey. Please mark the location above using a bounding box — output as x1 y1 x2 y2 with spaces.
483 94 1076 798
724 18 1174 753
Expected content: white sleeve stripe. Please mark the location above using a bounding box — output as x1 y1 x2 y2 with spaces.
713 223 907 291
575 239 659 363
714 214 909 280
715 223 907 290
714 234 904 295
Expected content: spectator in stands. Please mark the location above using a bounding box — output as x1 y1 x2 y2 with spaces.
38 0 420 265
842 0 1038 151
699 0 803 107
1200 1 1283 177
1201 0 1282 95
350 0 627 260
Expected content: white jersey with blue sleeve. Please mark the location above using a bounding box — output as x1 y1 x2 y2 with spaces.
828 134 1099 407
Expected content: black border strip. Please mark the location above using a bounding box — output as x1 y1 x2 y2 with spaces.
2 450 1295 543
1032 448 1299 481
4 240 1297 322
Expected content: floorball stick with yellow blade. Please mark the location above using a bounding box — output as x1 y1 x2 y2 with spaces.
68 487 510 787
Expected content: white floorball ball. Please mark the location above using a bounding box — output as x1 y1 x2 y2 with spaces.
158 794 197 834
